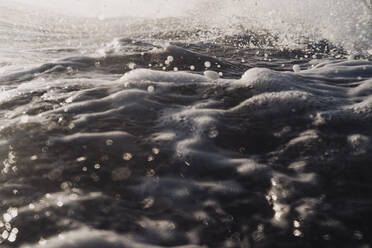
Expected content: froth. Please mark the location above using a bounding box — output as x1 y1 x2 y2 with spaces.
3 0 372 53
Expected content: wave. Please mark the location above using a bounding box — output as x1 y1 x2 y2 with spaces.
1 0 371 54
1 58 372 247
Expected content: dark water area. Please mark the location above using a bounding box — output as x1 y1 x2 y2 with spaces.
1 1 372 247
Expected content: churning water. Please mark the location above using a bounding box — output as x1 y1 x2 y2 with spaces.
0 0 372 247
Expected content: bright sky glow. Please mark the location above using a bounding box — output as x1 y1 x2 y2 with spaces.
10 0 197 18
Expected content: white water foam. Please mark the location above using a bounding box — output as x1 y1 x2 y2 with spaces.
1 0 371 53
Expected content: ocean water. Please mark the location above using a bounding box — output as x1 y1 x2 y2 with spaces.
0 1 372 247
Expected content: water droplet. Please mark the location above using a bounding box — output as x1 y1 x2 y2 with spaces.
167 56 174 62
293 65 301 72
8 208 17 218
146 169 155 177
204 61 211 68
127 62 136 70
147 85 155 93
69 194 78 200
60 181 72 190
8 232 16 242
142 197 154 209
122 153 133 161
2 230 9 239
66 66 74 74
293 220 300 228
30 155 38 161
76 157 87 162
208 129 219 138
3 214 12 223
293 229 302 237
